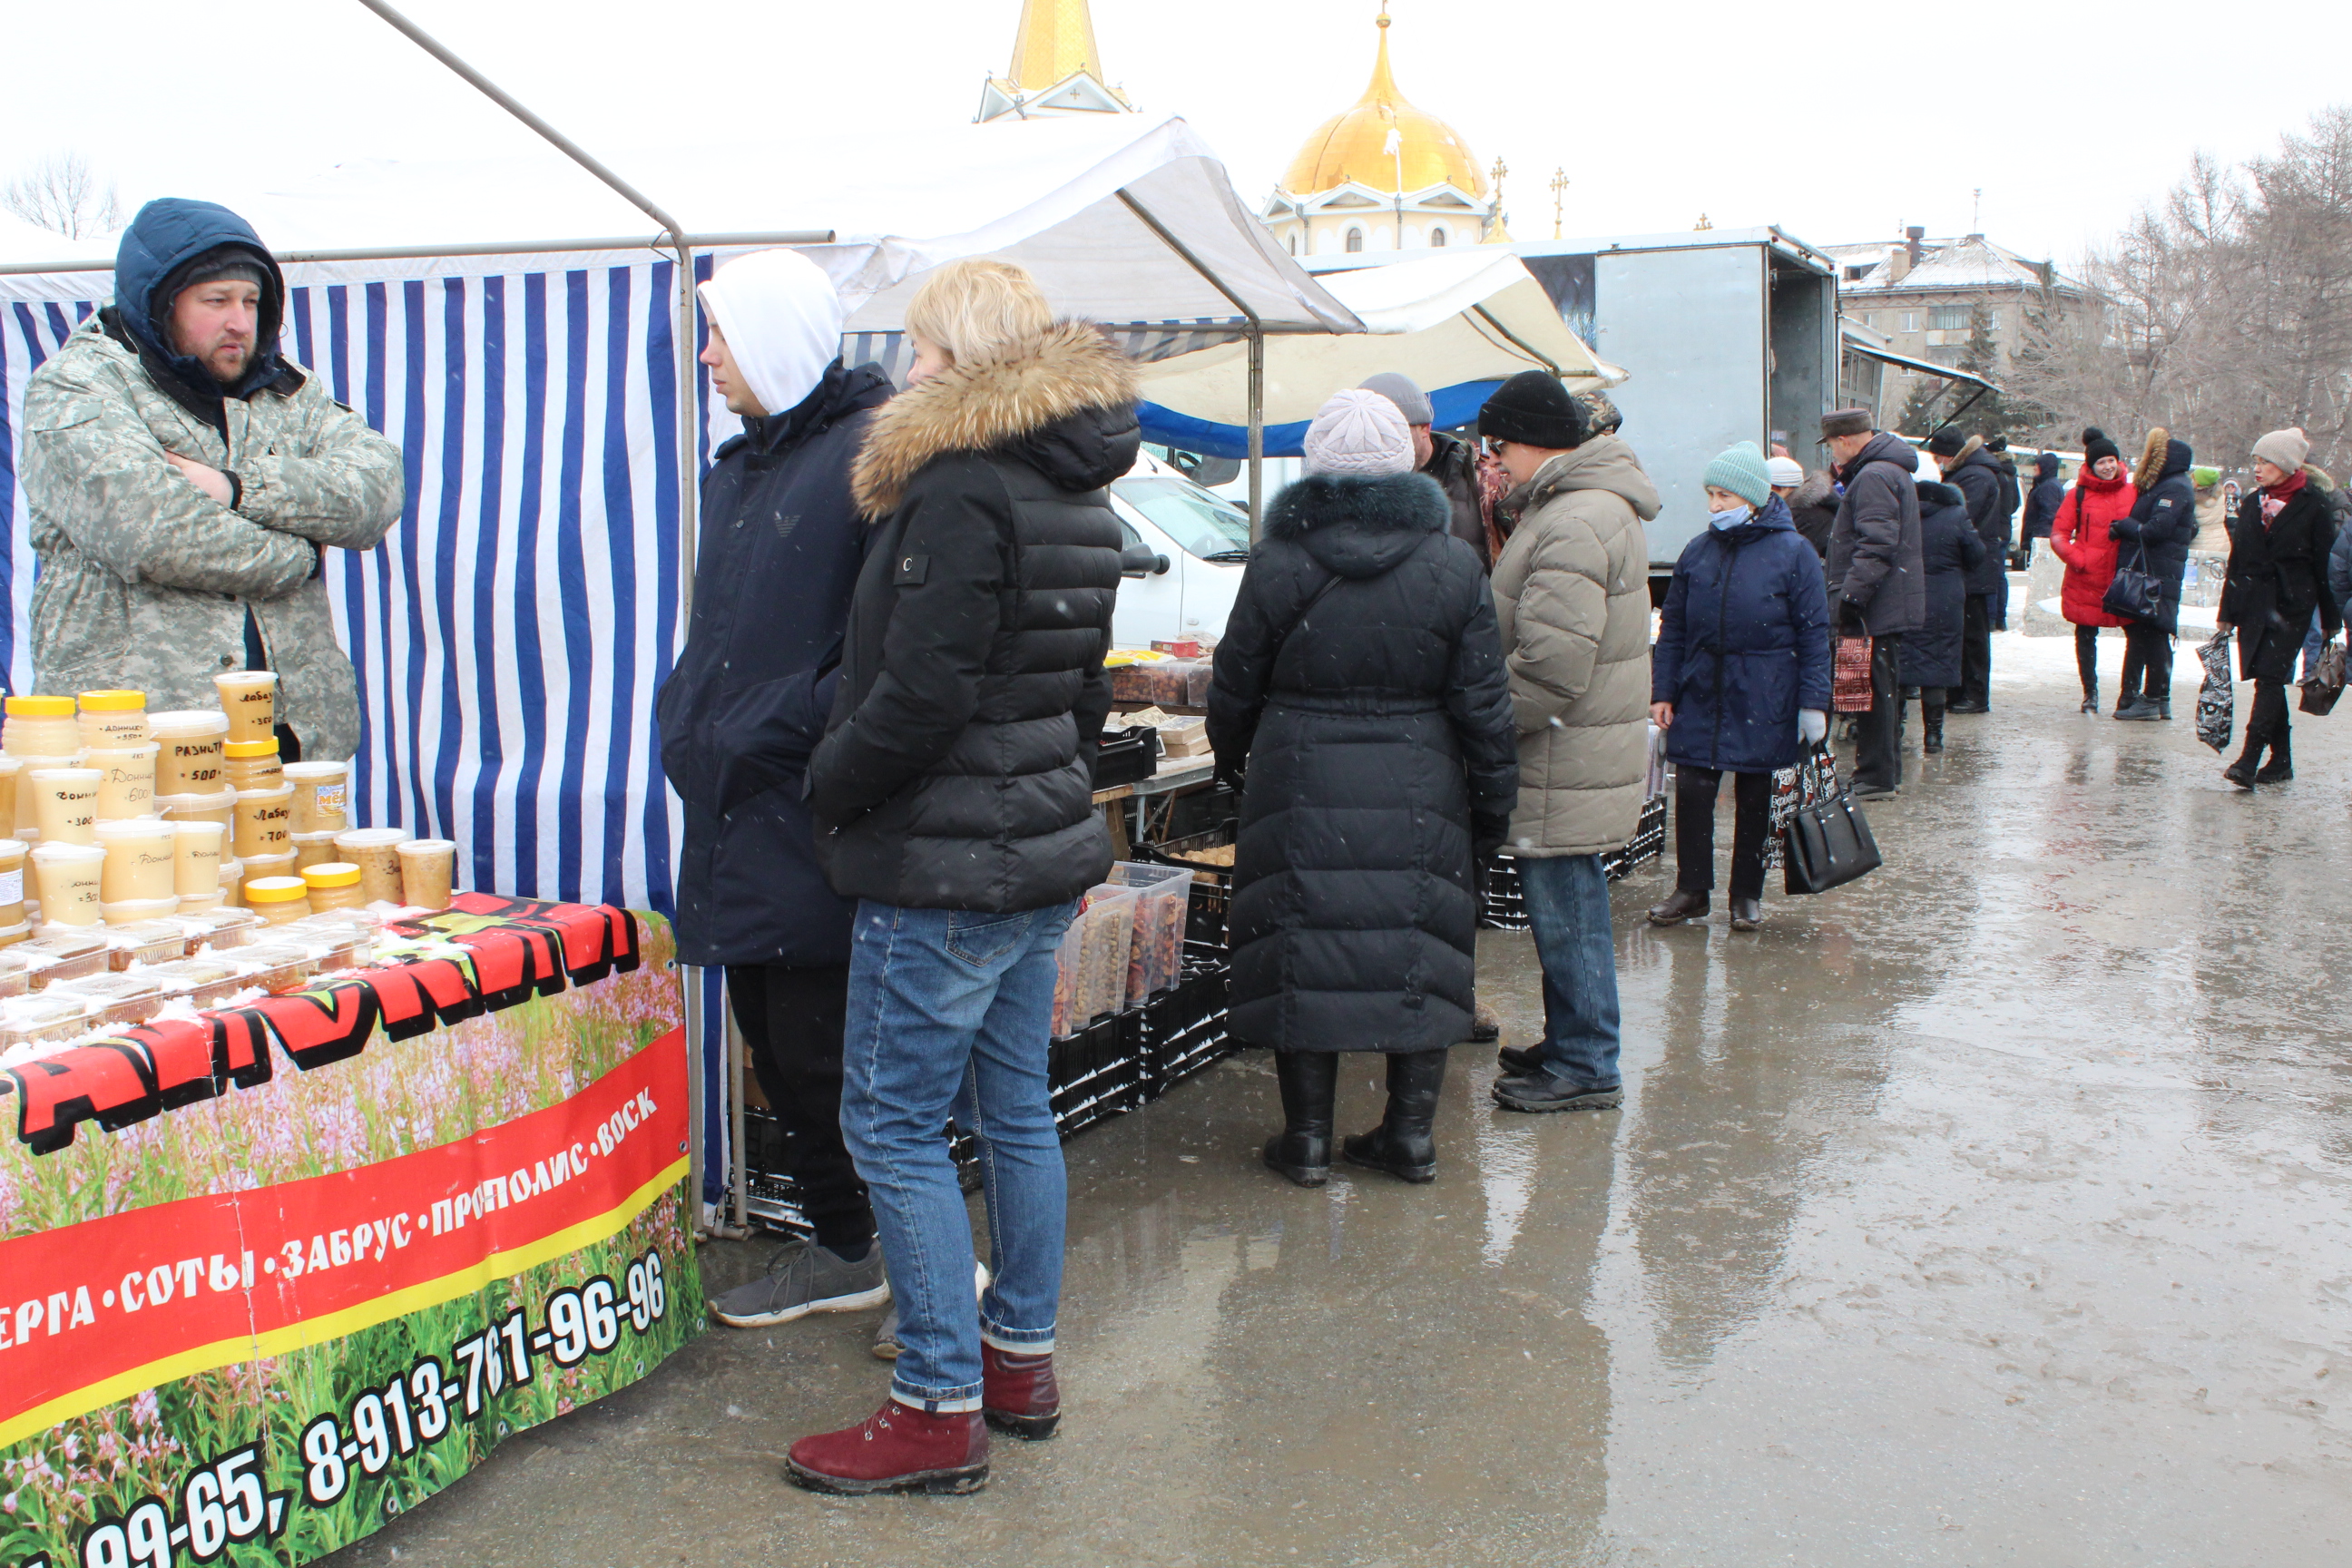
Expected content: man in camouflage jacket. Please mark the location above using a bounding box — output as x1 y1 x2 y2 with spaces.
20 198 402 763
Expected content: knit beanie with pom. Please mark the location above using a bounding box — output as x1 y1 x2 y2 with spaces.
2082 426 2122 466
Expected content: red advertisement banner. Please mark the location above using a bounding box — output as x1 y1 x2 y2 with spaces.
0 1026 688 1449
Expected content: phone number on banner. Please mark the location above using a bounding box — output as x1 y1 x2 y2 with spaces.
22 1250 670 1568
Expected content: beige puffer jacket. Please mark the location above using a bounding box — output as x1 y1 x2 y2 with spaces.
1490 436 1659 857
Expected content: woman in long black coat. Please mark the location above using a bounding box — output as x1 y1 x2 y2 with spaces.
1208 390 1518 1189
2110 430 2200 720
2220 427 2340 786
1899 478 1985 755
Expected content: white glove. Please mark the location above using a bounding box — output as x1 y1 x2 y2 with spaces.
1798 709 1828 745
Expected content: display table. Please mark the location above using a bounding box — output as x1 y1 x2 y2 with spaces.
0 899 696 1567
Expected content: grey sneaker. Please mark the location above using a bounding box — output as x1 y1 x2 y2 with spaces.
710 1240 889 1328
870 1259 995 1361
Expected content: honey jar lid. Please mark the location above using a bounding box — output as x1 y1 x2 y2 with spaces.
76 690 148 712
5 695 75 718
243 876 310 904
302 863 362 889
223 739 280 759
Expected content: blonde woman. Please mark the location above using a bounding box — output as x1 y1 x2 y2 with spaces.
795 260 1136 1494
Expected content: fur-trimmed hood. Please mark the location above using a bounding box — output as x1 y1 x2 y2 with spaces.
1792 469 1838 511
1916 478 1965 509
1266 470 1449 579
2133 426 2175 491
850 320 1140 519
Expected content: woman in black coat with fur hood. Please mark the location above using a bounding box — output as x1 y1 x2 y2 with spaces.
1209 390 1519 1189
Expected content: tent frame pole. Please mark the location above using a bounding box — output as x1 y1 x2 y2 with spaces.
1112 190 1269 535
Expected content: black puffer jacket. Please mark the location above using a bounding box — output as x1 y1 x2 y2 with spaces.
1208 471 1517 1054
2024 454 2064 540
1944 439 2011 597
658 361 891 965
1899 480 1986 690
808 323 1133 911
2111 436 2198 635
2223 482 2341 684
1826 432 1926 635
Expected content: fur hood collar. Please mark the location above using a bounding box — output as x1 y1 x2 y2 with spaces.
1792 469 1838 510
1267 471 1449 579
850 320 1140 519
2132 427 2172 491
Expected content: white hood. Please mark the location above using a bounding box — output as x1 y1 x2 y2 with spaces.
696 249 847 417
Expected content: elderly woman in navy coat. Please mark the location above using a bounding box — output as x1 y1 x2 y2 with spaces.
1647 443 1832 932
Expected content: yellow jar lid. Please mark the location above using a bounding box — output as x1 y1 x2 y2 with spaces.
302 863 362 888
243 876 310 904
223 739 280 758
76 690 147 712
5 695 75 717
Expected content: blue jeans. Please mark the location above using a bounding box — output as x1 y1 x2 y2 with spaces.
2301 610 2327 681
839 898 1078 1413
1517 854 1622 1091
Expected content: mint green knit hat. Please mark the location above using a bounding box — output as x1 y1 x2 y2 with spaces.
1703 441 1773 507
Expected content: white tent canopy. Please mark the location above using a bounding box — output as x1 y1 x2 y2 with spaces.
1133 250 1622 432
0 114 1360 338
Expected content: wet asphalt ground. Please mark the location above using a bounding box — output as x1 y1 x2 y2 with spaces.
326 651 2351 1566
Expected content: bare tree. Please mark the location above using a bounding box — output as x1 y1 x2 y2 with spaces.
2009 106 2352 475
2 152 126 240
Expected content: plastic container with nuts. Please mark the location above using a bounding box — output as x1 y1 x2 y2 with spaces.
104 920 190 971
227 943 321 994
140 957 247 1010
0 992 96 1050
44 971 165 1028
15 929 112 987
178 908 264 955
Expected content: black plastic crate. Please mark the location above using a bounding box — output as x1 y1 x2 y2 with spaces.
1138 942 1233 1095
1477 790 1669 930
740 1105 979 1235
1050 1011 1147 1136
1090 725 1159 790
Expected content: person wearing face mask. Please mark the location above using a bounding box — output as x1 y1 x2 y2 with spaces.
2045 427 2138 712
2219 427 2340 787
656 249 896 1338
20 198 404 762
1646 443 1831 931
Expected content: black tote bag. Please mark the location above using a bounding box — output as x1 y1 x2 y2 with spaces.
2102 541 2164 623
1783 745 1883 896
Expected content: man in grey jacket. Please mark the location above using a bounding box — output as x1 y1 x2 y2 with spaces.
21 199 402 762
1821 409 1925 797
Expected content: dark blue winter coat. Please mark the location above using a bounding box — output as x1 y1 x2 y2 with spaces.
2109 438 2198 635
1900 480 1986 690
1944 444 2011 597
656 360 891 967
1652 495 1832 774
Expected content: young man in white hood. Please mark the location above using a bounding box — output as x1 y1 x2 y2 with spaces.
655 250 897 1335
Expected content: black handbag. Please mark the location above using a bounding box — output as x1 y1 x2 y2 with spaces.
1783 744 1883 895
2102 540 2164 622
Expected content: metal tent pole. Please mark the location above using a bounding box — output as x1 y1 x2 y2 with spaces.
1248 329 1266 540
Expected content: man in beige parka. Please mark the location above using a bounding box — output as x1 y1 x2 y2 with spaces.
20 198 402 763
1476 371 1657 1116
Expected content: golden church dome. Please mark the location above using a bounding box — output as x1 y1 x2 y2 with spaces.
1280 8 1485 198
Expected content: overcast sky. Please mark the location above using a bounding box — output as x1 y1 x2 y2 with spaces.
5 0 2342 267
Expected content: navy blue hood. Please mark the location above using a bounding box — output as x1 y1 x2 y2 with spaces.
113 198 288 398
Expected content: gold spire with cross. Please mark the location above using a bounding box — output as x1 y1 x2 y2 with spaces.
1005 0 1108 91
1550 167 1568 239
1480 154 1512 243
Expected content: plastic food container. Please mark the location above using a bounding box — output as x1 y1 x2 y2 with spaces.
0 921 30 952
45 970 165 1028
0 838 26 927
0 757 21 842
27 768 101 847
31 841 107 926
150 710 229 794
289 829 342 872
240 849 297 891
335 828 410 904
140 957 246 1009
228 943 321 994
268 914 373 970
0 992 95 1049
220 738 283 791
172 820 227 898
154 788 239 828
15 928 112 986
282 760 349 833
1104 860 1196 1005
211 671 278 743
3 695 81 759
397 838 458 909
0 951 32 999
103 919 188 968
9 753 74 841
302 862 366 912
243 876 311 926
218 856 247 907
179 908 263 954
76 690 151 750
85 742 159 822
94 818 176 903
232 784 294 858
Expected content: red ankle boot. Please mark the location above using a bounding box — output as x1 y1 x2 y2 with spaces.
784 1399 989 1494
982 1343 1061 1440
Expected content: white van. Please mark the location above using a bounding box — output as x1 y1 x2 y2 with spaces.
1107 449 1252 648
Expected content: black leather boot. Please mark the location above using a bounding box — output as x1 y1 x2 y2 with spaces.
2257 727 2293 784
1262 1051 1338 1187
1922 707 1945 755
1342 1050 1446 1184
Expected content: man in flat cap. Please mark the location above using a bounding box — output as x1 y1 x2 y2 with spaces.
1819 409 1924 797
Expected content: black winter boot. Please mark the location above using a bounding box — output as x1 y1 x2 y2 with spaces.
1922 706 1945 755
1342 1050 1446 1184
2257 727 2294 784
1262 1052 1338 1187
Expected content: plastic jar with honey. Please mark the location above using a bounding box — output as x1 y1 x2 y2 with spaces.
242 876 311 925
302 862 367 913
220 738 284 791
4 696 81 758
76 690 151 750
151 710 229 794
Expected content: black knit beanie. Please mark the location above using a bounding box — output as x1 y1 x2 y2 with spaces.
1926 426 1966 457
1478 371 1591 450
2082 426 2122 466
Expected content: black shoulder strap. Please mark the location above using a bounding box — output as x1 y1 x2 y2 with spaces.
1269 569 1345 668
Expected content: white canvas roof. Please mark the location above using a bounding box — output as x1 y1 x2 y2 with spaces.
0 114 1361 337
1132 249 1622 428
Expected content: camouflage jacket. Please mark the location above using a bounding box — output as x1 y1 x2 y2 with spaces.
20 318 403 764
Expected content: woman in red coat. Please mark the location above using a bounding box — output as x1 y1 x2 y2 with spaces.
2046 426 2137 711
